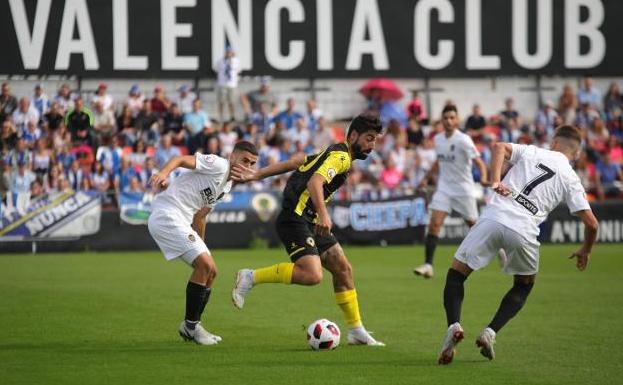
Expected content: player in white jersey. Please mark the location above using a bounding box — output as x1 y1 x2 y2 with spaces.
437 125 599 365
413 105 488 278
147 141 258 345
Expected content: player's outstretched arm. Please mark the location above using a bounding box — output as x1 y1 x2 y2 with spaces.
230 152 306 182
473 156 489 186
490 143 513 196
149 155 197 189
569 209 599 271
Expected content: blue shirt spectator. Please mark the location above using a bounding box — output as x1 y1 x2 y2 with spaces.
184 99 210 135
155 135 181 168
577 77 602 109
273 98 303 130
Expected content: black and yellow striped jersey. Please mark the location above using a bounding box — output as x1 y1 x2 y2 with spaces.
282 142 352 223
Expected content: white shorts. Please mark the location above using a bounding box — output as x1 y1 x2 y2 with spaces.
455 219 540 275
429 191 479 222
147 210 209 266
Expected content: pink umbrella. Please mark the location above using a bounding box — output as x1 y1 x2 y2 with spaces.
360 78 405 101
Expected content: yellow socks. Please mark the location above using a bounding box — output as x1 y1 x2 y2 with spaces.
335 289 362 328
253 263 294 285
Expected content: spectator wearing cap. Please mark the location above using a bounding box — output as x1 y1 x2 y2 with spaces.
1 83 18 123
12 97 40 135
184 99 211 136
92 83 114 111
241 77 277 117
65 98 96 147
32 84 50 117
274 97 303 130
558 84 578 125
54 83 74 113
577 76 602 109
125 84 144 116
534 101 558 137
10 158 36 194
174 85 196 115
215 45 241 122
151 85 171 117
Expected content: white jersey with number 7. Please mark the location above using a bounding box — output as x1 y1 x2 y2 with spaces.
480 144 590 239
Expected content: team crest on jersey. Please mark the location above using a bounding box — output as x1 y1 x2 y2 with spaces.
327 168 337 180
306 237 315 247
188 234 196 242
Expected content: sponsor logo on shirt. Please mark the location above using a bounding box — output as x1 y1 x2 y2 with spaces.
514 194 538 215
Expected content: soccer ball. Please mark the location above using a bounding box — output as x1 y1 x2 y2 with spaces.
307 319 341 351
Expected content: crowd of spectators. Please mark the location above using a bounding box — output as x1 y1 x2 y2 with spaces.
1 75 622 213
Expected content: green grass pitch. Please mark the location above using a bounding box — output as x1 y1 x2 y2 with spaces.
1 244 622 385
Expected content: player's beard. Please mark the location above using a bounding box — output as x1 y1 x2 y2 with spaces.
352 142 371 160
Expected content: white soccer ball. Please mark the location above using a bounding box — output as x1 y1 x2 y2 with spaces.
307 319 341 351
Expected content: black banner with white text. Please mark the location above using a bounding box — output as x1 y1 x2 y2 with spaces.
1 0 621 78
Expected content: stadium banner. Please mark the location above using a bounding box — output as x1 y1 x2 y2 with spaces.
0 191 101 241
330 194 427 245
1 0 620 78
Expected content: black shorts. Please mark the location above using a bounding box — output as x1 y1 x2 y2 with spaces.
275 210 338 262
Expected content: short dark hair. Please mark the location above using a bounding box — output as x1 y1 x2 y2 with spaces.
441 104 457 116
554 125 582 144
347 114 382 137
233 140 258 156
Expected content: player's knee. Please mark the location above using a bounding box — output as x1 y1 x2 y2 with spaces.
307 267 323 285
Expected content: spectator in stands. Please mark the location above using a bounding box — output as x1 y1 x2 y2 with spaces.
66 159 84 191
184 99 211 136
59 177 73 193
535 100 558 137
32 139 52 178
206 136 221 156
32 84 50 117
388 132 408 174
130 139 148 166
406 116 424 148
92 101 116 140
117 105 137 145
163 103 187 146
43 163 62 193
414 136 436 185
190 121 216 155
54 83 74 113
274 97 303 130
116 155 137 192
287 117 311 152
1 120 18 154
175 84 196 115
305 99 323 131
406 91 427 123
577 76 601 109
575 102 600 130
218 121 238 157
125 175 145 193
65 98 95 147
250 102 274 135
134 99 160 146
465 104 486 138
44 102 64 131
0 83 18 123
51 122 71 149
241 77 277 116
379 156 403 191
241 122 258 144
72 143 95 170
30 178 46 201
79 176 92 192
96 135 123 175
500 97 519 123
12 97 40 135
587 116 609 153
558 84 578 124
140 157 158 191
56 143 75 172
6 137 32 171
603 82 622 121
155 134 181 168
22 120 42 148
215 46 241 122
150 85 171 117
92 83 114 111
313 117 335 150
594 152 623 200
91 160 111 197
125 84 144 116
607 136 623 165
10 158 36 194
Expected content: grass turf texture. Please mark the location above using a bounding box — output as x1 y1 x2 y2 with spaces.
1 244 622 385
